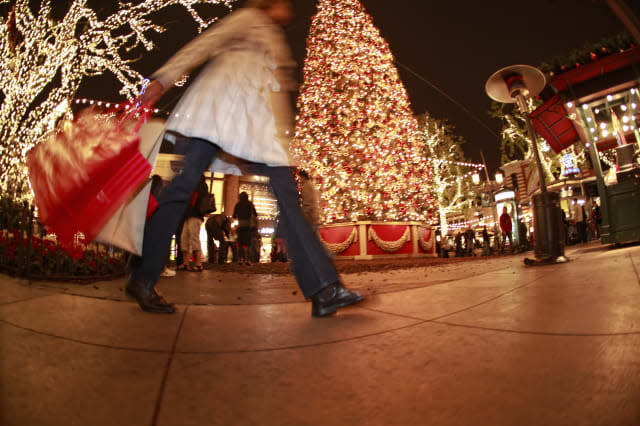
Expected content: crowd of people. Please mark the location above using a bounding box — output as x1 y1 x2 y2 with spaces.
561 199 602 245
153 175 291 272
438 208 530 258
438 198 603 258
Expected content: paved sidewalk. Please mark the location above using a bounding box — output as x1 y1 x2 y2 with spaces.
1 243 640 426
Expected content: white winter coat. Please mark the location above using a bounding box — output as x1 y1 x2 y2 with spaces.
152 8 297 175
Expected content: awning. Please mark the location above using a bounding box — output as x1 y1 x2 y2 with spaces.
530 95 581 153
529 47 640 154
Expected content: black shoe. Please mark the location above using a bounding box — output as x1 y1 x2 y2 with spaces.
311 282 364 317
126 277 175 314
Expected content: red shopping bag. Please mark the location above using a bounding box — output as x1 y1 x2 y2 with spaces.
27 104 152 245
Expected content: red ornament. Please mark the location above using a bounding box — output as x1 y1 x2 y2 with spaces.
590 52 597 61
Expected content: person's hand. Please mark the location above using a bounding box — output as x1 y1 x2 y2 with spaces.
140 80 164 106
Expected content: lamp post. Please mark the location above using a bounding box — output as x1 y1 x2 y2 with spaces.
486 65 567 265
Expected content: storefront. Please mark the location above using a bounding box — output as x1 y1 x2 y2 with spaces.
495 189 521 246
152 154 280 262
530 47 640 244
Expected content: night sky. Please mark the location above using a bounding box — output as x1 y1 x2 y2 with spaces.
77 0 631 172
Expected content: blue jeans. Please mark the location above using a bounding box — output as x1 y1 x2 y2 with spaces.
241 163 339 297
130 135 219 286
130 135 337 298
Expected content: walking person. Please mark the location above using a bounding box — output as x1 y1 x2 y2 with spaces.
233 191 257 266
150 175 177 277
454 232 463 257
573 200 587 243
127 0 363 315
464 227 476 256
482 226 490 256
592 203 602 239
499 207 513 252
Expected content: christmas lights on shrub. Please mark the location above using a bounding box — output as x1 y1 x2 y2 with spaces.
0 0 236 196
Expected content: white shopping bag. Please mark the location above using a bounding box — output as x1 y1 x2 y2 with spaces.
94 119 165 255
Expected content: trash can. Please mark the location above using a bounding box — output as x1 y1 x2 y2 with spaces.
532 191 565 260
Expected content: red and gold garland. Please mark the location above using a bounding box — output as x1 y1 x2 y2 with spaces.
319 227 358 254
367 226 410 252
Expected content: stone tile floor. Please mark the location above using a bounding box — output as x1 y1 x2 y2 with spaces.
1 242 639 426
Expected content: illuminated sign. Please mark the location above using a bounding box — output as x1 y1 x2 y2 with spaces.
561 153 580 176
495 191 516 202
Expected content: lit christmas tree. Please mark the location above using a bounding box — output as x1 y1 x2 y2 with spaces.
0 0 236 197
292 0 433 223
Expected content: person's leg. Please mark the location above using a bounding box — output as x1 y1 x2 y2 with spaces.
180 251 190 268
175 218 185 266
251 166 358 292
238 245 245 263
179 217 193 268
193 250 203 268
212 229 225 264
237 228 249 263
191 218 204 269
128 136 219 312
206 226 216 263
253 166 363 316
231 242 238 262
260 167 337 296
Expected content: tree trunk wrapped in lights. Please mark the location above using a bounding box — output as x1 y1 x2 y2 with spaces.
291 0 434 224
417 112 477 236
0 0 236 197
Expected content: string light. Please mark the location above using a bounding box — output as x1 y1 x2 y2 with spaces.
291 0 434 224
0 0 236 196
74 99 164 115
431 159 484 169
437 216 497 232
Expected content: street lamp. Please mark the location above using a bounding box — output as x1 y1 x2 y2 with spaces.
494 172 503 185
486 65 568 265
472 172 480 185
